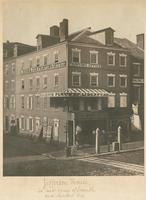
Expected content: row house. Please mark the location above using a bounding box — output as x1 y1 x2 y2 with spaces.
3 42 36 133
4 19 141 146
115 34 144 131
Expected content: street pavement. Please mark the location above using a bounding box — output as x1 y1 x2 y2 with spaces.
78 156 144 174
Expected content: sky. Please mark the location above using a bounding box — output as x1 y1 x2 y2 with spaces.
2 0 146 46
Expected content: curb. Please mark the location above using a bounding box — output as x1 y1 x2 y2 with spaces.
45 147 144 161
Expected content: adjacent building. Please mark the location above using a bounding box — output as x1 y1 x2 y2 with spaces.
3 19 144 146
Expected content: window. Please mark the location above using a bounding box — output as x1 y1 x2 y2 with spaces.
54 52 59 63
21 95 25 109
11 80 15 90
72 72 81 86
35 117 40 131
21 79 24 89
90 51 98 64
21 116 25 130
119 75 127 87
72 49 81 63
27 96 33 109
5 64 8 74
44 96 47 109
43 55 48 65
35 95 40 108
5 81 9 90
36 77 40 88
90 73 98 86
29 117 33 131
120 93 127 107
29 78 33 89
11 63 15 73
108 93 115 107
54 74 59 86
5 96 9 109
133 63 140 77
36 57 40 66
29 59 33 67
107 52 115 66
107 74 115 87
119 54 127 67
10 95 15 109
43 76 47 88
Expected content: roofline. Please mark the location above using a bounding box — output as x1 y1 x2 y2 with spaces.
3 42 36 48
71 27 91 41
90 27 115 35
4 41 68 60
69 41 129 51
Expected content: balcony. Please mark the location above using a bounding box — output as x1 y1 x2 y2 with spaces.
70 62 101 68
20 61 66 75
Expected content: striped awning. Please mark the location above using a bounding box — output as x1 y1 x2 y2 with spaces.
48 88 109 97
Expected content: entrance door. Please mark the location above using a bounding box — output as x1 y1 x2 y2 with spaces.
5 116 9 132
53 119 59 141
68 120 73 146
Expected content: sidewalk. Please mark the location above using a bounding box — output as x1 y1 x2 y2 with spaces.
48 140 144 160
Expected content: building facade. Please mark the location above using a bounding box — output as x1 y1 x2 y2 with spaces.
4 19 143 146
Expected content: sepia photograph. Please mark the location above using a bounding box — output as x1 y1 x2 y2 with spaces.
2 0 145 179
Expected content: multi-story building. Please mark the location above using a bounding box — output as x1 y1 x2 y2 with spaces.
3 42 36 133
115 34 144 132
4 19 137 146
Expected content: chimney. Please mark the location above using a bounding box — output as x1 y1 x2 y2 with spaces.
136 34 144 50
105 28 114 46
50 25 59 37
59 19 68 42
13 44 18 57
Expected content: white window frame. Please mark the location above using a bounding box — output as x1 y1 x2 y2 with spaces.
4 95 9 109
72 72 81 87
90 73 98 86
5 64 8 75
21 95 25 109
108 93 116 108
35 94 40 109
119 74 127 88
10 95 15 109
11 80 15 90
107 74 115 87
120 93 127 107
29 78 33 90
133 63 141 77
119 53 127 67
54 51 59 63
43 75 48 89
29 59 33 67
54 73 59 86
20 116 25 130
5 81 9 90
21 79 25 89
43 54 48 65
35 117 41 131
27 95 33 110
90 50 98 64
36 76 40 89
11 63 15 73
28 116 33 132
72 48 81 63
107 52 115 66
36 56 40 66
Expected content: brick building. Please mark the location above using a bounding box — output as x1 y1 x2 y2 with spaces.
115 34 144 131
3 42 36 133
4 19 141 146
